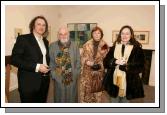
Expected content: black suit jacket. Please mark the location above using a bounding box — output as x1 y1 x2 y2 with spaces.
11 33 50 92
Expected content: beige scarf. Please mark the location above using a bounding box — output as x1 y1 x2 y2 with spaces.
113 43 133 97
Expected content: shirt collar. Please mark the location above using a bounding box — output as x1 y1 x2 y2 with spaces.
34 33 43 42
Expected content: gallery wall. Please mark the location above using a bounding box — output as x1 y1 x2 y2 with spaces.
57 5 155 48
5 5 59 55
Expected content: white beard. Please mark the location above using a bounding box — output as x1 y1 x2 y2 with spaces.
60 38 69 45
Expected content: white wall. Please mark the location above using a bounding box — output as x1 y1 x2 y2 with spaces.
9 66 18 91
57 5 155 49
5 5 155 91
5 5 59 55
149 51 155 86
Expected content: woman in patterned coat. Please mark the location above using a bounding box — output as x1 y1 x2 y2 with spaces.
79 26 109 103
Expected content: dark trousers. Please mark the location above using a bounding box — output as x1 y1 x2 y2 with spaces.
19 76 50 103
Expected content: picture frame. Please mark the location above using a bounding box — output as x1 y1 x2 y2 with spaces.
112 30 119 43
112 30 149 44
14 28 22 39
67 23 97 48
134 31 149 44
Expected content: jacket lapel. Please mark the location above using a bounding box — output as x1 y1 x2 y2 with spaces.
29 33 43 57
43 38 49 54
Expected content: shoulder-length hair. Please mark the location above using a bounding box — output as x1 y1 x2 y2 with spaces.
29 15 48 37
113 25 142 47
91 26 104 39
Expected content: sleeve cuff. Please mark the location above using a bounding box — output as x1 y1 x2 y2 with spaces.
109 58 117 67
35 64 40 72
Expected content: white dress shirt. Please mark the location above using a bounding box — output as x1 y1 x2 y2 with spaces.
34 35 47 72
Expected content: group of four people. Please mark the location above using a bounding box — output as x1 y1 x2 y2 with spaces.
11 15 145 103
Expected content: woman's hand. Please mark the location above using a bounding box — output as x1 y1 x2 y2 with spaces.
115 59 126 65
86 61 94 66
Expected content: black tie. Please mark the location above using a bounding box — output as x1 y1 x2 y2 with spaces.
122 44 125 57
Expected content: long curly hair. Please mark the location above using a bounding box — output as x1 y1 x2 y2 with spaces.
29 15 48 37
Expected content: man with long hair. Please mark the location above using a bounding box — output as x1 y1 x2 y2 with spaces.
11 16 50 103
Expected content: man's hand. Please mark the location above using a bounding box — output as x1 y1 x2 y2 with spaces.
39 64 50 73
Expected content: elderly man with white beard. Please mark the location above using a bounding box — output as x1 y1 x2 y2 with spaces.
49 26 81 103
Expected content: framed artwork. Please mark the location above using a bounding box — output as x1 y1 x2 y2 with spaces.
14 28 22 39
112 30 149 44
112 31 119 43
67 23 97 47
134 31 149 44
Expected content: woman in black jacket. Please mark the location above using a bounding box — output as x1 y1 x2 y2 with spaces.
103 25 145 103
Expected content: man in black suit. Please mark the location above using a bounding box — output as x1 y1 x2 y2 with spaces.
11 16 50 103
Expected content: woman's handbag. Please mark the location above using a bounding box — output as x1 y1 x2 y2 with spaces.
90 71 104 93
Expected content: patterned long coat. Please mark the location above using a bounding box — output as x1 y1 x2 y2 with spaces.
79 39 109 103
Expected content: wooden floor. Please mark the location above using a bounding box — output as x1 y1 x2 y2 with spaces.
8 79 155 103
